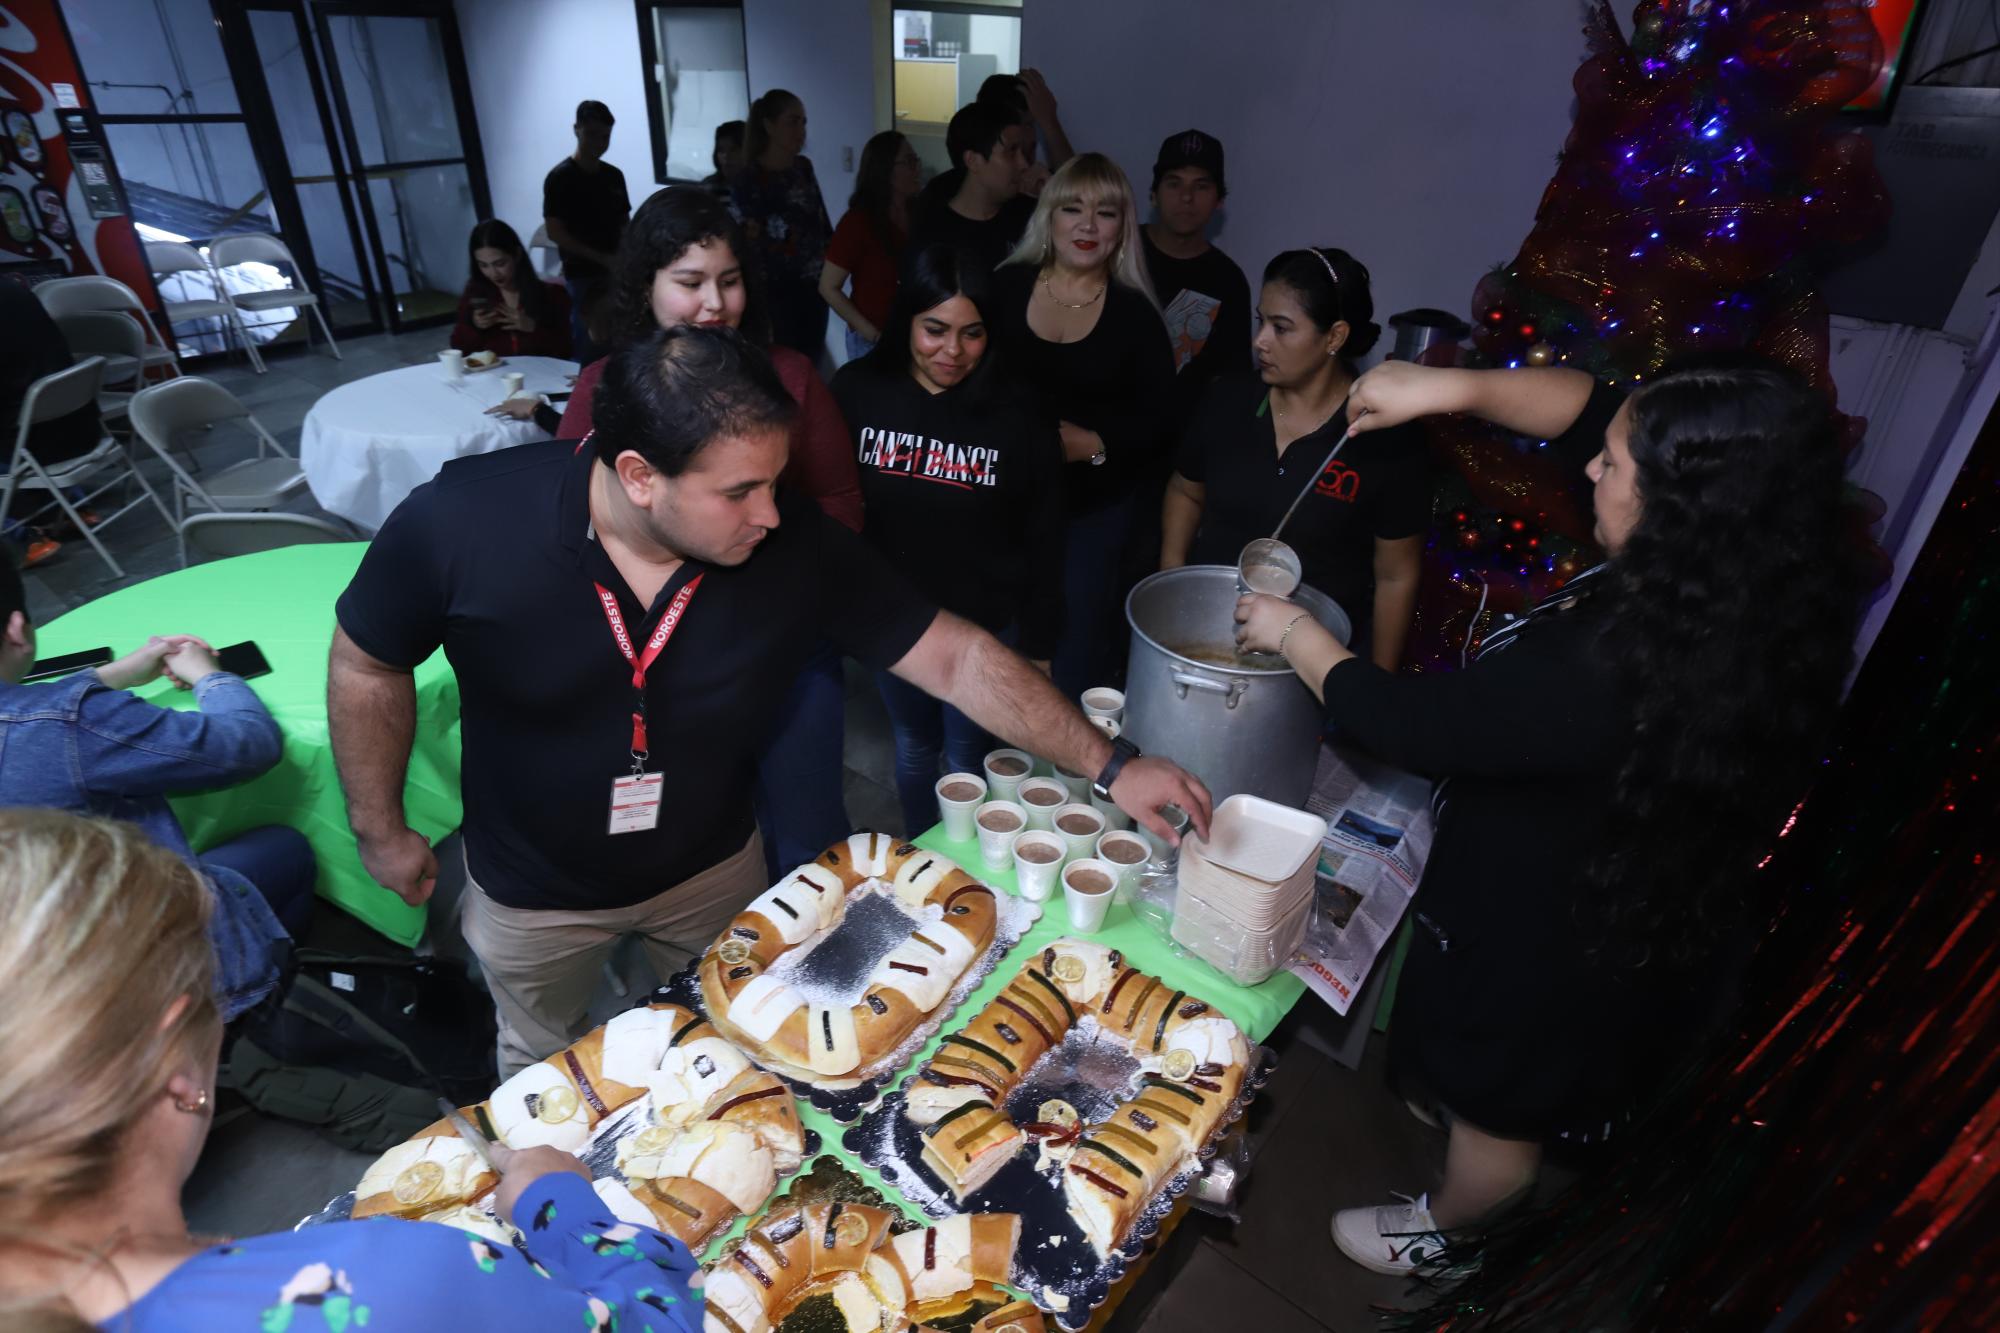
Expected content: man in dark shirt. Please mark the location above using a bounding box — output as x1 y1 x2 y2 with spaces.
328 326 1208 1075
1140 130 1251 397
542 99 630 364
908 101 1036 274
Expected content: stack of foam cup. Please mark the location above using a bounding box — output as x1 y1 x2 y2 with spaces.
1169 794 1327 986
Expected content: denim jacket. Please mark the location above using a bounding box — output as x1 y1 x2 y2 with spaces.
0 670 289 1018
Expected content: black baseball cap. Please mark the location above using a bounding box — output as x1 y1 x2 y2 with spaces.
1152 129 1226 197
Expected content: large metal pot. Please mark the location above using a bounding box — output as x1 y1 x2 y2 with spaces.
1121 566 1351 809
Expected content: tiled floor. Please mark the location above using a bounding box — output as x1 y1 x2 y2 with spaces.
40 330 1453 1331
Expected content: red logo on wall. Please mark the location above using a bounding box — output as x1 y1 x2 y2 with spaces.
1315 458 1360 502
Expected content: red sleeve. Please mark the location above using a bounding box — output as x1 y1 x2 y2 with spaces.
824 209 869 273
518 282 574 359
772 347 864 533
558 356 603 439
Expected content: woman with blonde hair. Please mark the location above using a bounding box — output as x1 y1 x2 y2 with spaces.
0 809 703 1332
993 152 1174 695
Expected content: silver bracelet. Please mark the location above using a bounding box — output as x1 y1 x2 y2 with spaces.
1278 612 1312 656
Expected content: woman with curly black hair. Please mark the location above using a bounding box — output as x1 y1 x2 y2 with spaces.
1234 357 1864 1275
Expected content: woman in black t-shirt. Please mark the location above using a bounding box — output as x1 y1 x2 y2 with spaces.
1162 247 1429 670
991 153 1175 697
832 244 1066 833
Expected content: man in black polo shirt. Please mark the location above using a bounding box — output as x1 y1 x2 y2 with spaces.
542 99 630 364
329 326 1208 1075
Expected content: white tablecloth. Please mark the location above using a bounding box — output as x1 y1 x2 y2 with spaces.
300 355 579 529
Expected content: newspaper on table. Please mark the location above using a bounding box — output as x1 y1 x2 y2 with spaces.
1288 740 1434 1015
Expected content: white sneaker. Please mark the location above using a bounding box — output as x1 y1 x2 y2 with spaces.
1330 1192 1448 1275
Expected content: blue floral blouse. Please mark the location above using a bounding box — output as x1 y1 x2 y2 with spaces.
107 1173 703 1333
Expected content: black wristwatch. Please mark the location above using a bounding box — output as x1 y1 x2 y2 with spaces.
1092 737 1142 800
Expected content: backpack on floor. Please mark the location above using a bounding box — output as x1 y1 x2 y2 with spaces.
220 948 497 1153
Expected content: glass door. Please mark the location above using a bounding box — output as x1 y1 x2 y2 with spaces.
216 0 383 335
312 2 490 331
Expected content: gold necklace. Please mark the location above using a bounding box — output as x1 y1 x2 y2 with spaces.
1040 272 1106 310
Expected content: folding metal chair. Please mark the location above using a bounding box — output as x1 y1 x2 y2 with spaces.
1 358 174 581
52 311 146 428
144 240 266 374
34 274 183 381
209 233 342 361
127 377 309 566
181 512 355 561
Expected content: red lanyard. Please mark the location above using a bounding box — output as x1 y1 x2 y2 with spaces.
593 573 702 765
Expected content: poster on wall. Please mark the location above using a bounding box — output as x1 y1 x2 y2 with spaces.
0 1 156 299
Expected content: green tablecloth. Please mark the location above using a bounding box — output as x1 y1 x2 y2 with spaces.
698 822 1310 1258
36 545 461 946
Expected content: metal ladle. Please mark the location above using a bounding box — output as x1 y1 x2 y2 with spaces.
1233 431 1352 649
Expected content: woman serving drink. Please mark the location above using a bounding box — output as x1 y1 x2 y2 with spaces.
1234 357 1864 1274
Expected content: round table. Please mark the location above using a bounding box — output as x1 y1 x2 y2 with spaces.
36 544 462 947
300 354 578 530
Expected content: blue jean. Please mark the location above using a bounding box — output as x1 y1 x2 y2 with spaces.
876 670 993 836
751 647 851 878
1053 496 1137 700
0 670 290 1017
200 824 317 941
843 328 876 363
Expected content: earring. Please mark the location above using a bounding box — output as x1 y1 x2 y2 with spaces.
173 1089 209 1114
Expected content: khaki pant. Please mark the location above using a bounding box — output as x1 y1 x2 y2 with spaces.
460 833 766 1077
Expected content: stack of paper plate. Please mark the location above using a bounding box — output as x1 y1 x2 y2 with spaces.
1171 795 1326 985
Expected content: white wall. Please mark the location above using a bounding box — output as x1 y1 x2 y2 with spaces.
457 0 653 246
458 0 876 252
740 0 877 203
1019 0 1594 329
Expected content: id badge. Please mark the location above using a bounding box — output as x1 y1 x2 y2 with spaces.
609 772 664 834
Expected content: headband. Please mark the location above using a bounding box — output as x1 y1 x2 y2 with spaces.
1308 247 1340 289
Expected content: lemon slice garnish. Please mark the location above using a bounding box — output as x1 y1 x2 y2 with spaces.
1162 1049 1197 1082
536 1085 581 1125
1037 1099 1079 1129
391 1160 445 1205
718 939 752 966
1049 954 1086 985
631 1125 674 1156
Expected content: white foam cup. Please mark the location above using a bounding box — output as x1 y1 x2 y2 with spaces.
1051 802 1107 865
1012 830 1066 902
982 748 1034 802
1017 777 1069 831
934 772 987 841
1062 857 1118 932
974 799 1028 870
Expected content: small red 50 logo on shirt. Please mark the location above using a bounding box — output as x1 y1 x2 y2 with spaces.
1315 459 1360 502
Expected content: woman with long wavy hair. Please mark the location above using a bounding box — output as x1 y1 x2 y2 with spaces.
992 152 1173 696
1233 357 1864 1275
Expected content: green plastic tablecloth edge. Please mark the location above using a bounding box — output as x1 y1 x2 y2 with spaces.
34 546 460 949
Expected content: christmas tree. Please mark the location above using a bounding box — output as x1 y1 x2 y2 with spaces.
1406 0 1887 670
